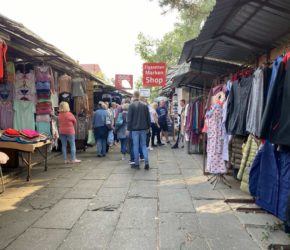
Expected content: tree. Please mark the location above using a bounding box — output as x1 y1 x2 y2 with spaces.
135 0 215 67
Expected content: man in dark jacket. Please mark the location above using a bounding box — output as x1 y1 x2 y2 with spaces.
128 90 151 169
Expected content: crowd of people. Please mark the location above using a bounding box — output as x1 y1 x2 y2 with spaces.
92 90 172 169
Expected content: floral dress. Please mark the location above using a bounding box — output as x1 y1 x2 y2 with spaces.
206 103 227 174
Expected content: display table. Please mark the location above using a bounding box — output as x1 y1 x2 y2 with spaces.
0 140 51 181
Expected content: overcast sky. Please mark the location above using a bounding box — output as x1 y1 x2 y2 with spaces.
1 0 177 81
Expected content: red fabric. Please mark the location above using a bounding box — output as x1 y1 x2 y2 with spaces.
58 112 76 135
0 42 8 80
283 52 290 69
20 129 40 138
4 128 20 136
36 102 53 114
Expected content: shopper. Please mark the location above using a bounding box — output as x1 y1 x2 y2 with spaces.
93 102 110 157
157 100 170 144
140 97 153 151
116 103 129 160
128 90 151 169
58 101 81 164
150 102 163 147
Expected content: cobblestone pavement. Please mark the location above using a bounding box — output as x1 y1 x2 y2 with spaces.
0 144 289 250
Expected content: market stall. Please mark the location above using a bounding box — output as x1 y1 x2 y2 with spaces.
177 0 290 233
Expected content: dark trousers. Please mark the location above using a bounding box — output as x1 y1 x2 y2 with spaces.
151 123 161 145
146 130 151 147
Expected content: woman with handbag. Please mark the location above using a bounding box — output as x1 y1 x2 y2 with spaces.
93 102 110 157
58 101 81 164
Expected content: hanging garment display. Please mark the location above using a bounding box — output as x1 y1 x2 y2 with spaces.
36 101 53 115
226 77 252 136
206 102 226 174
72 77 86 97
6 62 15 83
13 100 35 130
58 74 72 93
0 100 13 129
237 135 261 194
269 56 290 146
229 135 245 171
36 81 51 99
74 96 89 114
76 114 88 140
14 71 36 101
34 65 55 93
246 68 264 136
36 122 51 136
0 83 13 101
0 40 7 80
260 55 284 138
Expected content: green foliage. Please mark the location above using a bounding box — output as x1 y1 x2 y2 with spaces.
135 0 215 67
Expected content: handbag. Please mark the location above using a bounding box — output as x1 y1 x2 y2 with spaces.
87 129 96 146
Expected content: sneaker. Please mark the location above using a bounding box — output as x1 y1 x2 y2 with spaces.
152 144 157 147
158 143 165 146
129 161 135 165
64 160 70 164
71 159 81 164
145 164 150 170
148 147 153 151
97 155 101 158
166 141 170 144
121 154 126 161
132 165 140 169
140 158 145 162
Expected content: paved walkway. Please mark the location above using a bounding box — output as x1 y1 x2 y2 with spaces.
0 144 289 250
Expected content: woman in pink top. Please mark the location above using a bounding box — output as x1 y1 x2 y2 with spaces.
58 102 81 164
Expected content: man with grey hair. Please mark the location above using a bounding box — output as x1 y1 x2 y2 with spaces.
127 90 151 169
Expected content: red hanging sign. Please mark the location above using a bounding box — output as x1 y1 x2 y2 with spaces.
143 62 166 87
115 74 133 90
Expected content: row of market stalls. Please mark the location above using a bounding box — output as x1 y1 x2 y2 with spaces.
0 14 131 182
162 0 290 233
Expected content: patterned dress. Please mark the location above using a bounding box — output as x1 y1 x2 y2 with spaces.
206 103 227 174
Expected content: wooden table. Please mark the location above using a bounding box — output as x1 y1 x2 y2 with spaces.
0 140 51 181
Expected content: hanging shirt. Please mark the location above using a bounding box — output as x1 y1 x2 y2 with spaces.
58 74 72 93
6 62 15 83
0 83 13 101
13 100 36 130
14 71 36 101
0 41 7 80
72 77 85 97
0 101 13 129
34 65 55 93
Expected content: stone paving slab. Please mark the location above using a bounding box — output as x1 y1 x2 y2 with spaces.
6 228 68 250
64 180 103 199
82 168 113 180
128 180 158 198
47 177 81 188
159 188 195 213
133 169 158 181
58 211 120 250
23 187 70 209
113 166 137 174
0 208 46 249
235 212 282 228
246 227 290 250
88 187 128 211
159 174 186 189
193 200 232 214
103 174 133 188
181 168 204 177
188 182 224 200
33 199 90 229
109 228 157 250
158 166 181 175
159 212 209 250
117 198 157 229
198 213 260 250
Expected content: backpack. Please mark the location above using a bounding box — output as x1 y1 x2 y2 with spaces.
115 112 124 129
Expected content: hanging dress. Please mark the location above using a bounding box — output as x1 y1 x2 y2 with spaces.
206 103 227 174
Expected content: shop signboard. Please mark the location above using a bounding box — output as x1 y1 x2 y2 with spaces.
139 88 151 97
115 74 133 90
143 62 166 87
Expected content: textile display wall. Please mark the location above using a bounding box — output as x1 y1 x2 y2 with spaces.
204 52 290 223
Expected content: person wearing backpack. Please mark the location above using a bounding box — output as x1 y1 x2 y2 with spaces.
116 103 129 160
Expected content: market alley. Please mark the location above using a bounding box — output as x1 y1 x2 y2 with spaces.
0 145 288 250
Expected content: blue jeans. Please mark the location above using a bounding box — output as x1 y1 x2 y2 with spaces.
129 132 143 161
97 138 107 156
60 134 76 161
132 130 148 166
120 138 127 154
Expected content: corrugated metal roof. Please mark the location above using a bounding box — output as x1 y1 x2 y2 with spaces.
0 14 106 85
179 0 290 65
